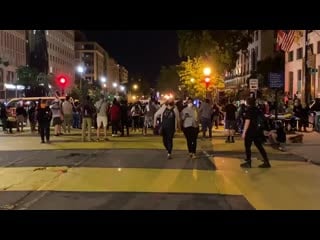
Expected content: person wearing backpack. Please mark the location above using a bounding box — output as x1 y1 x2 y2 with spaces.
241 97 271 168
154 99 180 159
37 99 52 144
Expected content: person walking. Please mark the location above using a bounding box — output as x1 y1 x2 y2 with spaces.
199 99 213 138
181 98 199 159
241 97 271 168
154 99 180 159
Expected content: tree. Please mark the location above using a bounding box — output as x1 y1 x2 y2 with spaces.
156 65 180 93
177 30 253 73
16 66 53 97
177 57 225 99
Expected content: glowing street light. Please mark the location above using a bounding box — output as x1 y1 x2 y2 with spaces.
77 66 84 73
100 76 106 83
120 85 125 92
133 84 138 90
113 82 118 88
190 78 195 83
203 67 211 76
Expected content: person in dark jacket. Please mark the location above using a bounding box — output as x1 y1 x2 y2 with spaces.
28 102 37 133
110 98 121 136
120 99 130 137
37 99 52 144
241 97 271 168
0 102 8 133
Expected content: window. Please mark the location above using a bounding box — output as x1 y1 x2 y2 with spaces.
288 51 294 62
289 71 294 96
317 41 320 54
255 31 258 41
297 69 302 92
296 48 303 59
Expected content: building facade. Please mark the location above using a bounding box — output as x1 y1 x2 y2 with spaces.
46 30 75 87
224 30 276 89
119 65 128 84
0 30 27 99
285 30 320 101
75 41 106 84
107 57 120 91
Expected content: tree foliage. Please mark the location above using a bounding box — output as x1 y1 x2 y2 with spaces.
177 57 225 99
177 30 253 73
156 65 180 93
16 66 53 97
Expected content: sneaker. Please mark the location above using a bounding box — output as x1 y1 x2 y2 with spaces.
240 161 251 168
191 153 197 159
258 162 271 168
167 154 172 159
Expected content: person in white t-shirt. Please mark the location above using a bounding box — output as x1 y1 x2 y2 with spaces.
94 95 108 141
62 96 74 134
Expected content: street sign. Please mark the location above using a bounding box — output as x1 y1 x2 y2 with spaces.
269 72 284 88
249 79 258 90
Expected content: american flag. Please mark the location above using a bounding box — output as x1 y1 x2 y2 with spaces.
276 30 295 52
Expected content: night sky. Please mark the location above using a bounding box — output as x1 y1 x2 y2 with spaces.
82 31 181 84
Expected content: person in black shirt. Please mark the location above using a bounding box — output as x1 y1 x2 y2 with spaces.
224 101 237 143
37 99 52 143
241 97 271 168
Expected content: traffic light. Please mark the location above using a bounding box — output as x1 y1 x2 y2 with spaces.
205 77 210 89
56 75 69 95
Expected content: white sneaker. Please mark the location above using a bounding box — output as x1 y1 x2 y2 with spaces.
167 153 172 159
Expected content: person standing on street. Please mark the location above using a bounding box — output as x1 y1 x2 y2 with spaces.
199 99 213 138
95 95 108 141
154 99 180 159
37 99 52 144
181 98 199 159
62 96 74 134
241 97 271 168
224 100 238 143
81 95 95 142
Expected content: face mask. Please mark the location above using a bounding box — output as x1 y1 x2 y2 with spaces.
188 103 193 107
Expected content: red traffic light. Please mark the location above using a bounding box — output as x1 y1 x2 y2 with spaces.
59 77 66 84
56 74 68 87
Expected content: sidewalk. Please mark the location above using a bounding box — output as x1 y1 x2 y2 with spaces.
285 131 320 165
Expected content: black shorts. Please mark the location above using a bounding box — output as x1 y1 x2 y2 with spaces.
52 117 62 126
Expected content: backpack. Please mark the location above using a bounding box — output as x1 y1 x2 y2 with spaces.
161 108 175 128
83 104 93 117
256 109 267 130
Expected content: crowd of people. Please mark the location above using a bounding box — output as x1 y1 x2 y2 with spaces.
3 91 319 169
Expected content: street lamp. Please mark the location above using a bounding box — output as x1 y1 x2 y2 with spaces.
100 76 107 96
190 78 195 83
77 65 85 91
120 85 125 92
203 67 211 76
133 84 138 90
113 82 118 88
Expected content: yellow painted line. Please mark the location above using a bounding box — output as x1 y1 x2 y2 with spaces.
214 157 320 210
0 167 241 195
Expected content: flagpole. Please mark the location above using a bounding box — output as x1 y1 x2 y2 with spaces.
304 30 310 105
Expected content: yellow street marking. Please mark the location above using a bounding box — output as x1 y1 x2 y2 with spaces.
0 167 240 195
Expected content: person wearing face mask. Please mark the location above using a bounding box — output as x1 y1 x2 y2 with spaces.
154 99 180 159
181 98 199 159
37 99 52 144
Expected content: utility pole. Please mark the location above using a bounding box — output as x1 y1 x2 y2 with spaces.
304 30 311 105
